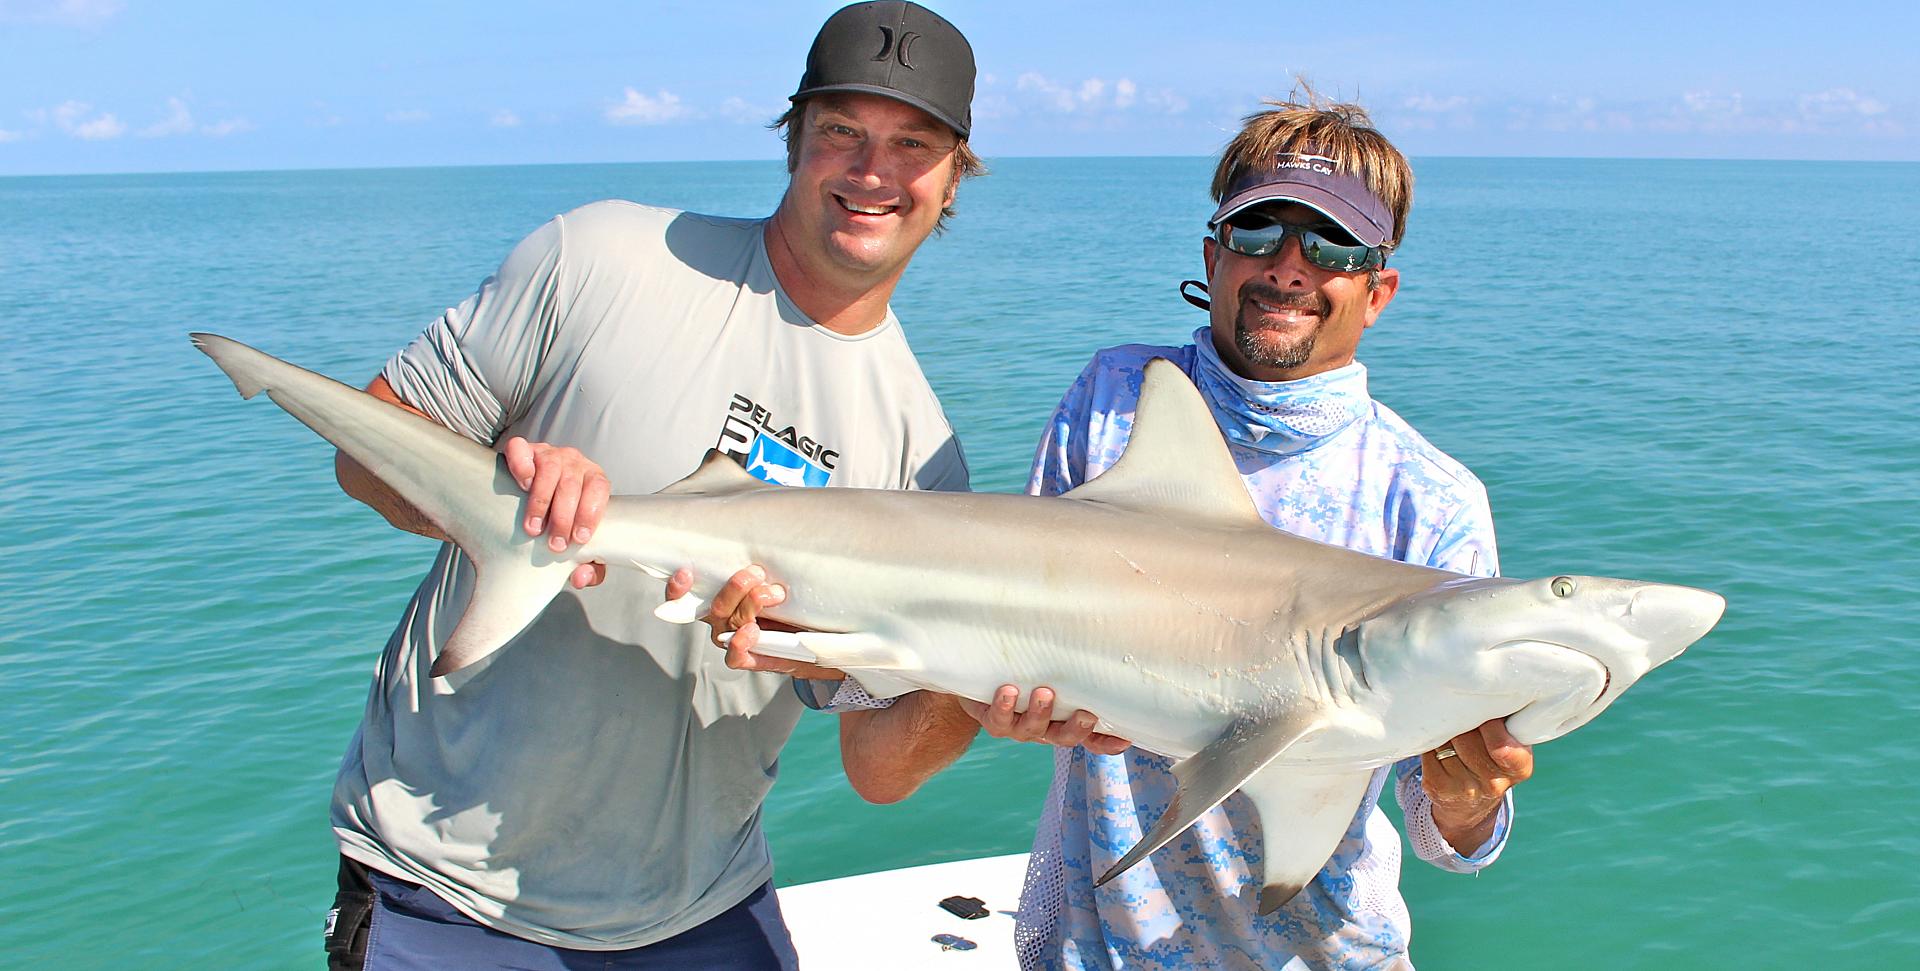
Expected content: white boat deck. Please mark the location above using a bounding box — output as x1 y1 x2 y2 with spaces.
777 853 1028 968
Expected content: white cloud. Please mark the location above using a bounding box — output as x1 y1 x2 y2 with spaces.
490 109 521 128
1799 87 1887 118
606 87 692 125
73 114 124 139
1681 90 1743 117
719 96 780 124
1487 86 1907 140
385 109 430 124
1015 73 1077 112
971 92 1015 122
1403 94 1470 114
1013 72 1159 114
141 97 195 138
1393 93 1477 131
201 117 251 137
0 127 28 143
1144 90 1189 115
131 97 253 138
51 100 123 139
0 0 123 27
1011 72 1180 117
308 101 345 128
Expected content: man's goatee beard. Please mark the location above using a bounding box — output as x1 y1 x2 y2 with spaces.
1234 282 1322 371
1235 321 1314 371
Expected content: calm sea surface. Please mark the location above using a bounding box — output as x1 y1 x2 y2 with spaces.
3 156 1916 968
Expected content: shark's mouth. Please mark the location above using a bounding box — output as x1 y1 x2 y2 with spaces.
1493 639 1616 744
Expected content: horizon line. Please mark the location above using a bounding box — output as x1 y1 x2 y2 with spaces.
2 150 1915 182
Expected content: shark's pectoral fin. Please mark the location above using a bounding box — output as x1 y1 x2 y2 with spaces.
716 630 922 699
431 558 577 677
1098 708 1326 889
1238 767 1373 914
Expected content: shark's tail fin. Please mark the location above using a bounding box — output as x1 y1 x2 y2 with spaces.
191 332 578 676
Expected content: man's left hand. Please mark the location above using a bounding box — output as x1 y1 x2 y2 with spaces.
1420 718 1534 852
665 566 847 681
958 685 1132 755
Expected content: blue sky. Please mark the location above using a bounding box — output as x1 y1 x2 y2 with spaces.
1 0 1913 175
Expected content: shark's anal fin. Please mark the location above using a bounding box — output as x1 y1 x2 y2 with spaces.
1240 767 1373 914
1061 359 1264 529
717 630 921 699
1097 709 1327 893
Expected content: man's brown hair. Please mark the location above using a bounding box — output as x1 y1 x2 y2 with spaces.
771 96 986 231
1212 85 1413 251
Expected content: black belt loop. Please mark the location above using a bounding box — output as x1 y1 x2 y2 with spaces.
325 856 377 970
337 855 375 894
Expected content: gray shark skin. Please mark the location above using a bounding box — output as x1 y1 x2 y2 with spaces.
190 332 1725 913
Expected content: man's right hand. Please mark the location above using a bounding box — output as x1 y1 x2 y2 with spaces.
502 436 608 589
959 685 1132 755
333 375 607 590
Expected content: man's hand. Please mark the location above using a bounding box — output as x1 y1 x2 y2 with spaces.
502 436 608 590
1420 717 1534 852
666 565 847 681
958 685 1132 756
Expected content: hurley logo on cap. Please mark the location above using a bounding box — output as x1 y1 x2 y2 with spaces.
871 26 920 68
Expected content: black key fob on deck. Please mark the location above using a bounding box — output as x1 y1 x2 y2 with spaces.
938 895 989 920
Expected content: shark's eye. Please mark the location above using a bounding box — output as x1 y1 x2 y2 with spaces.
1550 577 1576 598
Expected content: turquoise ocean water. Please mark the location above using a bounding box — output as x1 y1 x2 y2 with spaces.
3 156 1917 967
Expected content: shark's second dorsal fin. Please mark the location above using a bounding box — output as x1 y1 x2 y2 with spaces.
1062 358 1261 527
658 450 780 496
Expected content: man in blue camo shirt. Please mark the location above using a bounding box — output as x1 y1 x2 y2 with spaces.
964 94 1538 970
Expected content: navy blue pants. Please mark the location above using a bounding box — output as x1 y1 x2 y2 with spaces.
325 857 800 970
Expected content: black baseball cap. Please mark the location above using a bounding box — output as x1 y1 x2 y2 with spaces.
791 1 975 139
1210 149 1393 248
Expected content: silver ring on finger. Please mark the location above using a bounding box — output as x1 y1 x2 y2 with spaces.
1435 745 1459 760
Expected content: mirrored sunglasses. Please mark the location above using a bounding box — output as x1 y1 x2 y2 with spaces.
1216 219 1387 273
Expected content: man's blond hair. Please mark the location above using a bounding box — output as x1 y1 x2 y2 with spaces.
1211 86 1413 251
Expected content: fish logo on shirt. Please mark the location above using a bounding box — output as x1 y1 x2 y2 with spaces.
715 392 835 488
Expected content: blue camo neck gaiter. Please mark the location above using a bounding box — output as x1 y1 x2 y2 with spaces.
1189 326 1371 457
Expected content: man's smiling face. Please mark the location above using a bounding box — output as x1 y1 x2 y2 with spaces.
1203 202 1400 382
778 92 959 290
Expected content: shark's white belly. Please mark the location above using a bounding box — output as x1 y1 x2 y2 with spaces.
604 488 1457 760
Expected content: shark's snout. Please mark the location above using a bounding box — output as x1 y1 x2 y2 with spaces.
1628 582 1726 667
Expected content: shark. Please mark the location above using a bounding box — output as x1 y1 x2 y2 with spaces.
190 332 1725 912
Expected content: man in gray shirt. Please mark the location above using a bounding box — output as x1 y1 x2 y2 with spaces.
322 4 983 968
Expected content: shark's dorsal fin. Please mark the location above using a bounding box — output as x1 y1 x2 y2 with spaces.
1062 358 1262 528
658 450 779 496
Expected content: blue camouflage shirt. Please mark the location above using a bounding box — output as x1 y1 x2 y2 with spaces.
1014 334 1513 971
